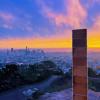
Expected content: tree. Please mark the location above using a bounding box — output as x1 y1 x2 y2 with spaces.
88 67 96 77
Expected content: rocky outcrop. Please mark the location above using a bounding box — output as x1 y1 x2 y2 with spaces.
39 89 100 100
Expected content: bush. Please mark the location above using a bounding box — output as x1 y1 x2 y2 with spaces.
0 64 23 92
88 67 97 77
0 60 62 92
89 79 100 92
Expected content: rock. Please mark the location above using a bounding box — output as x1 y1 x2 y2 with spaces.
39 89 100 100
22 88 44 100
22 88 39 99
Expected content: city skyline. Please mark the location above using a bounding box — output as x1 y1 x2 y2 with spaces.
0 0 100 49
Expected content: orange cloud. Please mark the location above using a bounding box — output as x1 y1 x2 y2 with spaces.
88 15 100 48
0 34 99 49
0 38 72 49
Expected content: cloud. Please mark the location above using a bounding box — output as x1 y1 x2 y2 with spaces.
37 0 87 28
92 15 100 30
0 11 33 32
89 15 100 34
0 12 15 29
88 0 100 4
0 12 14 22
86 0 100 8
65 0 87 28
88 15 100 48
0 11 37 38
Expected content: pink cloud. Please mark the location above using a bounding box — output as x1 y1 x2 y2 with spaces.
2 24 13 29
88 0 100 4
92 15 100 29
0 12 15 29
66 0 87 28
87 0 100 8
88 15 100 38
90 15 100 32
0 12 14 23
37 0 87 28
0 12 32 31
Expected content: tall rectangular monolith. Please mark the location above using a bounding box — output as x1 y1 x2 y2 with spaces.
72 29 87 100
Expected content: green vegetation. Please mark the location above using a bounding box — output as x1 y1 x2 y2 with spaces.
88 67 97 77
0 64 23 92
89 79 100 92
88 67 100 92
0 63 100 93
0 60 62 93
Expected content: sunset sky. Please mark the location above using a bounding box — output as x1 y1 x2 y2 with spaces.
0 0 100 49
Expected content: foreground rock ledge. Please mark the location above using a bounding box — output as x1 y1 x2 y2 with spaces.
39 89 100 100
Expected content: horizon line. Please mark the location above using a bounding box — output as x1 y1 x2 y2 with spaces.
0 48 100 52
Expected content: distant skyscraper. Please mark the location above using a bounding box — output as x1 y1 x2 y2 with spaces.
72 29 87 100
25 46 28 54
26 46 28 51
11 48 14 52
